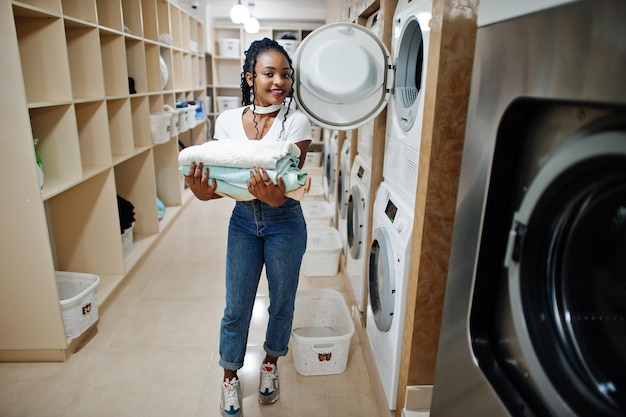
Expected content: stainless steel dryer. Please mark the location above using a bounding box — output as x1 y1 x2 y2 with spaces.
431 1 626 416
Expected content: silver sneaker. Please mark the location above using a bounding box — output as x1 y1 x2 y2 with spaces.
221 378 242 416
258 363 279 404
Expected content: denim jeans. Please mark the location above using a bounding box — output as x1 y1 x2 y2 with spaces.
219 198 307 371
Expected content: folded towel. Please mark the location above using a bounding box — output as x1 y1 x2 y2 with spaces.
180 160 308 196
179 140 309 201
178 140 301 170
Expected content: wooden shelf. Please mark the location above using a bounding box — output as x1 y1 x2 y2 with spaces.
2 0 205 362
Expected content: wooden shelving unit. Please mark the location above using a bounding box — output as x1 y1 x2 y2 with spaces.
1 0 206 362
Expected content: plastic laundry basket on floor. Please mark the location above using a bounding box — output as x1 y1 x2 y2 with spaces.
291 288 354 376
301 227 342 276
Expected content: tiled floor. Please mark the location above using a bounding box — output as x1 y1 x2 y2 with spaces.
0 194 393 417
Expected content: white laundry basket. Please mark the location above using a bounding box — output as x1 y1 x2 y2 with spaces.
163 104 180 137
301 201 332 227
56 272 100 339
150 112 171 144
301 227 342 276
292 289 354 376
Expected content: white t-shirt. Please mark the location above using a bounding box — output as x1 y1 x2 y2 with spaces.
214 103 312 144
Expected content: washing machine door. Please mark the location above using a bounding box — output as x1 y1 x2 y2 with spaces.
348 184 365 260
293 22 392 130
337 145 351 220
503 130 626 416
368 225 396 332
393 12 429 133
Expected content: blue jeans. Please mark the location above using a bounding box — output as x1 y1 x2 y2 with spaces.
219 198 307 371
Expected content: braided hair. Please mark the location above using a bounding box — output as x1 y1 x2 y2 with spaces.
241 38 294 139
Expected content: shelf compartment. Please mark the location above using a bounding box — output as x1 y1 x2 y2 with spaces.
172 50 184 91
96 0 123 32
180 11 190 52
130 96 152 148
141 0 158 42
30 104 83 200
215 58 242 87
114 150 160 236
157 0 170 44
160 47 174 91
145 43 162 92
121 0 142 37
66 25 105 99
153 138 183 208
100 31 129 97
61 0 97 24
169 4 181 49
107 98 135 160
125 38 147 94
183 52 192 90
74 101 112 179
13 0 61 16
47 169 125 275
15 14 72 105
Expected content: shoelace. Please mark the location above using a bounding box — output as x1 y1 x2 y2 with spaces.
260 365 278 393
223 380 240 409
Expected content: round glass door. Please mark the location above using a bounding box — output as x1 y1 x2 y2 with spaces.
337 159 350 219
348 185 364 259
507 131 626 416
393 15 427 133
368 226 395 332
293 22 392 130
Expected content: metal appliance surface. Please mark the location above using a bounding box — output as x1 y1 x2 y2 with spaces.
431 1 626 416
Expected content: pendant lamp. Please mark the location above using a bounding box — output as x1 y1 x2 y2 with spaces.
230 0 249 24
244 2 259 34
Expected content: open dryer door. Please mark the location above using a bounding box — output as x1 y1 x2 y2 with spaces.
292 22 392 130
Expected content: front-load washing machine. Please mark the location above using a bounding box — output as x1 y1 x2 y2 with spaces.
322 129 339 207
337 138 352 255
383 0 432 207
431 1 626 416
367 181 414 410
346 154 372 312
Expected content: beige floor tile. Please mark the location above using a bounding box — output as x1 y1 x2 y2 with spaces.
0 197 392 417
63 347 212 417
110 296 223 348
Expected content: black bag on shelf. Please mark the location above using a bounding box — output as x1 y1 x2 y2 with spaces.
117 194 135 233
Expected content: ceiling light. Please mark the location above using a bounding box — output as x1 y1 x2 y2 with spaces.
230 0 249 24
244 3 259 34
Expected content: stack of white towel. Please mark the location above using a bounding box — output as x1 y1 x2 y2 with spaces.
178 140 310 200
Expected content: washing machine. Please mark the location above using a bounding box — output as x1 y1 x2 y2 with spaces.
337 137 352 254
322 129 338 203
346 154 372 312
367 181 414 410
431 1 626 416
383 0 432 207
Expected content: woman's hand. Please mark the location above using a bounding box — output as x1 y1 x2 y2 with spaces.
184 162 218 201
248 166 287 207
